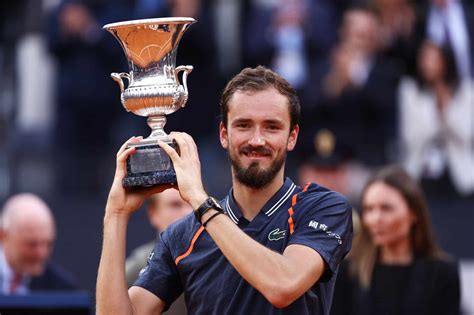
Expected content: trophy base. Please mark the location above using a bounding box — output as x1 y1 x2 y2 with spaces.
123 142 178 187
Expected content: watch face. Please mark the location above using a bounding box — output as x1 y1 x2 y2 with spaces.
210 197 223 211
195 197 223 223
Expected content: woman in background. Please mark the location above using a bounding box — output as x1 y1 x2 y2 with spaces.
398 40 474 196
331 165 460 315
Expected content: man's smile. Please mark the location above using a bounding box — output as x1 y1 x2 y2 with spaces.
239 146 272 160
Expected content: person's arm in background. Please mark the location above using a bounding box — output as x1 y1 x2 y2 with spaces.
96 137 169 315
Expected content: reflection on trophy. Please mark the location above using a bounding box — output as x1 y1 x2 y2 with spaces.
103 17 196 187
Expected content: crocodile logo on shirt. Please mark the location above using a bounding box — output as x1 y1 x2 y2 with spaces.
268 228 286 241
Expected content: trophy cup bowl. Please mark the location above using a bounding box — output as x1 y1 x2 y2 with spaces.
103 17 196 187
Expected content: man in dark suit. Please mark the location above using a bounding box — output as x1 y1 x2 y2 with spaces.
0 193 77 294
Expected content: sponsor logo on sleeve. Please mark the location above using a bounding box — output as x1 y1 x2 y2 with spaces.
138 251 154 276
308 220 342 245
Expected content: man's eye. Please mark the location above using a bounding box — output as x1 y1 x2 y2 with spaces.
381 204 394 212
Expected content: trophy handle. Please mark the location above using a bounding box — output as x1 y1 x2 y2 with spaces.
175 65 193 107
111 72 131 93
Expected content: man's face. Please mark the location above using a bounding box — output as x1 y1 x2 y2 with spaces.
1 220 55 276
342 10 379 55
220 87 298 188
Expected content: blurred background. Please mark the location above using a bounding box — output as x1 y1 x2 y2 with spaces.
0 0 473 313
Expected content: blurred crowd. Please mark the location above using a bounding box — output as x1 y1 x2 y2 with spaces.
0 0 473 313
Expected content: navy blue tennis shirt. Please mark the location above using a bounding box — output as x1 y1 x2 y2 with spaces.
135 178 353 314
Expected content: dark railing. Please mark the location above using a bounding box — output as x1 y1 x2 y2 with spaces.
0 292 92 315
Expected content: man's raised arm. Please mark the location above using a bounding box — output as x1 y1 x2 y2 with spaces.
96 137 167 315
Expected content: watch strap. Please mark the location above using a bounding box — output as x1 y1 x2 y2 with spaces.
194 197 223 223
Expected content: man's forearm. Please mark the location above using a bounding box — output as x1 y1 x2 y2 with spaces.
202 210 323 308
96 213 134 315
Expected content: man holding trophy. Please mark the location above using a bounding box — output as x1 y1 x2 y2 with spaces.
97 18 352 315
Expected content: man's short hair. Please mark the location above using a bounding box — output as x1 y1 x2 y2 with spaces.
0 193 52 231
220 66 300 131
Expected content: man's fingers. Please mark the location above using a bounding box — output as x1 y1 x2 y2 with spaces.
117 146 136 164
117 137 132 156
116 136 142 173
157 140 180 161
169 132 196 158
181 132 199 157
169 132 189 157
117 137 132 157
117 136 142 157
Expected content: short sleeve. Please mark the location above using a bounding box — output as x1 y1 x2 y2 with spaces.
288 187 353 281
133 229 183 309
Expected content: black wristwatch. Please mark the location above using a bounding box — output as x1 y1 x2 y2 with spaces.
194 197 224 223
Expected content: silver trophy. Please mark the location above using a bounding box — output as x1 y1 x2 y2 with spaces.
103 17 196 187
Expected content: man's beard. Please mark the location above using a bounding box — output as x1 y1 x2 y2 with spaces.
229 145 286 189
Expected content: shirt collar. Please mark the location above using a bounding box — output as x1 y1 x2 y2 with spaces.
0 246 31 295
224 177 297 224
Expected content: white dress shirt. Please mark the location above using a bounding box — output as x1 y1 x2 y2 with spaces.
0 247 30 295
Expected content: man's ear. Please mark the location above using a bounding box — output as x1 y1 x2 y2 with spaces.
219 122 229 149
287 124 299 151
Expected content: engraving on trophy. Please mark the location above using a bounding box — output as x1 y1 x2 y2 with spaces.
103 17 196 187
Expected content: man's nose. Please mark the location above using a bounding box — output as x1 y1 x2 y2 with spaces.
34 243 52 260
248 128 265 146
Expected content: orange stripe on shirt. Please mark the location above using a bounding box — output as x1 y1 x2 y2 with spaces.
287 206 295 235
175 226 204 265
288 187 307 235
291 194 298 206
303 183 311 192
288 194 299 235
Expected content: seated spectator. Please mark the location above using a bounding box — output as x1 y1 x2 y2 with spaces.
398 40 474 196
125 189 193 286
0 193 78 294
331 165 460 315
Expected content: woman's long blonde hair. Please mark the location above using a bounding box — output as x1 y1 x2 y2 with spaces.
349 165 442 288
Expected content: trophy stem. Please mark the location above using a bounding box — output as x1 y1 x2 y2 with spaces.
147 115 169 142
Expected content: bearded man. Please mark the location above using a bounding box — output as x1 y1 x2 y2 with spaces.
97 66 353 315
